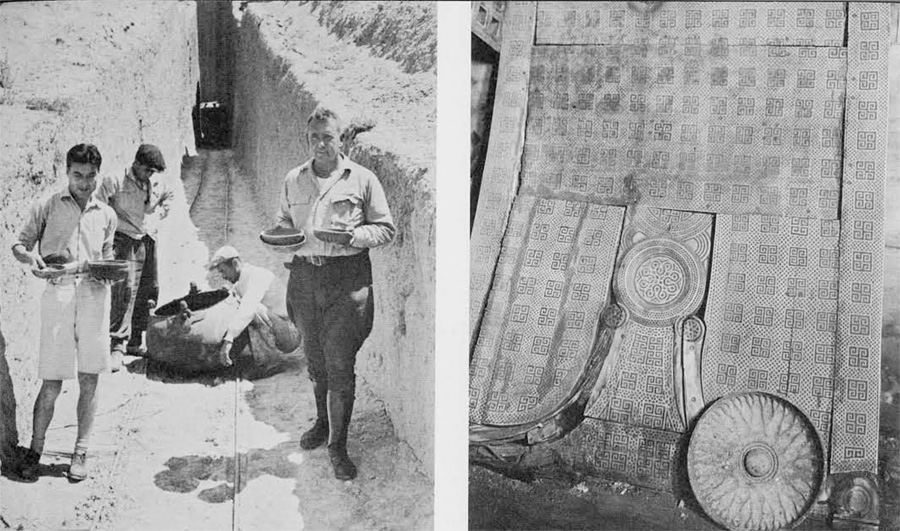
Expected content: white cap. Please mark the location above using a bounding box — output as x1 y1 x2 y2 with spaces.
208 245 240 270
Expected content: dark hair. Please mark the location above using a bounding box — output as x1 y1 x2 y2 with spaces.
134 144 166 172
66 144 102 171
307 106 344 135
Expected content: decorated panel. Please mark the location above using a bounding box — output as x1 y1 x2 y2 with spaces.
831 3 888 475
523 45 847 218
585 207 712 434
536 2 846 47
552 418 679 491
470 2 536 350
703 214 841 458
469 196 625 426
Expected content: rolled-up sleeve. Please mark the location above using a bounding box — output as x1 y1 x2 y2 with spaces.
350 175 396 249
93 174 117 206
146 178 172 214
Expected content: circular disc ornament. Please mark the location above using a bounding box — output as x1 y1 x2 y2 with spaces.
615 238 705 326
688 392 824 531
683 316 703 342
601 303 627 328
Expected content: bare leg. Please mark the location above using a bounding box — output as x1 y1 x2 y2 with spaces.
31 380 63 454
75 373 99 452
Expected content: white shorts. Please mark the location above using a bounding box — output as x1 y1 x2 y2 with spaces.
39 279 111 380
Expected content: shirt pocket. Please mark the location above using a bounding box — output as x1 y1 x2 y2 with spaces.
288 195 311 207
328 192 363 228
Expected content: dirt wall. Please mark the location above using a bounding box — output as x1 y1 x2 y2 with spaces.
231 3 435 474
0 1 202 462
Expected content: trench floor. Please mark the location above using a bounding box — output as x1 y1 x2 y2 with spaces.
0 150 433 531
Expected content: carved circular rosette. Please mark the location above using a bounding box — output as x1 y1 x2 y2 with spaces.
601 303 628 329
615 238 706 327
688 392 824 531
683 316 703 342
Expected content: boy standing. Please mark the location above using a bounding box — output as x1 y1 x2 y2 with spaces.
11 143 118 481
95 144 172 368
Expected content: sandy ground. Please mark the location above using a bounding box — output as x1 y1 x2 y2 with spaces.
0 151 433 531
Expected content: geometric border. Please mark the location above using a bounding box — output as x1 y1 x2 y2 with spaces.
470 2 537 351
830 2 889 475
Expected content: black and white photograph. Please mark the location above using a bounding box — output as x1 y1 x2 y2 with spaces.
4 1 900 530
468 2 900 530
0 1 435 529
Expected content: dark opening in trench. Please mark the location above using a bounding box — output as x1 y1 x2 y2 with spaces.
193 1 237 149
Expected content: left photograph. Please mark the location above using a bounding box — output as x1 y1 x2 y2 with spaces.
0 1 435 529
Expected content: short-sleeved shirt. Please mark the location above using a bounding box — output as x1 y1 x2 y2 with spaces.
276 154 396 257
15 188 117 262
94 166 170 240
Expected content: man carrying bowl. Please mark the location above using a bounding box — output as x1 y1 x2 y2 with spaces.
272 106 395 481
11 143 118 482
95 144 173 370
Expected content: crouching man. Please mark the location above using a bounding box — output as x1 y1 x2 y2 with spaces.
94 144 173 369
11 144 118 482
209 246 300 367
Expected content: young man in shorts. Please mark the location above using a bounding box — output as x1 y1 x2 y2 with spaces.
11 143 118 482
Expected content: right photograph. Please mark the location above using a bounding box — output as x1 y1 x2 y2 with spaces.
468 2 898 531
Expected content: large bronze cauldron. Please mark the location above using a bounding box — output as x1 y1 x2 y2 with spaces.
146 288 245 373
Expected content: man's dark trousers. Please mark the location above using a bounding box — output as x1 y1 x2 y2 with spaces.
286 251 374 455
110 232 159 350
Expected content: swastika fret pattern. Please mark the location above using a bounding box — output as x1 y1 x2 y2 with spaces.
584 207 712 433
536 2 846 47
469 196 625 426
552 418 679 490
524 44 846 218
470 2 536 351
704 214 840 456
831 3 888 475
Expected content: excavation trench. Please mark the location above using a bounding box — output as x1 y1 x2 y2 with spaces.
0 2 434 529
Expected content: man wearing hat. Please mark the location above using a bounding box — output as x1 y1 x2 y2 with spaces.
208 245 300 366
95 144 173 370
276 106 395 481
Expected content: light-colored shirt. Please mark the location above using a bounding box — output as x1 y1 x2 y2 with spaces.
276 154 396 257
94 166 171 240
223 263 288 342
15 188 117 262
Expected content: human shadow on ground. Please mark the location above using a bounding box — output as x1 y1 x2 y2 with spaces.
124 354 305 387
0 445 70 483
152 442 301 503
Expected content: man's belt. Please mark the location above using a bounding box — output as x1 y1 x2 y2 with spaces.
285 251 367 269
303 256 331 267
